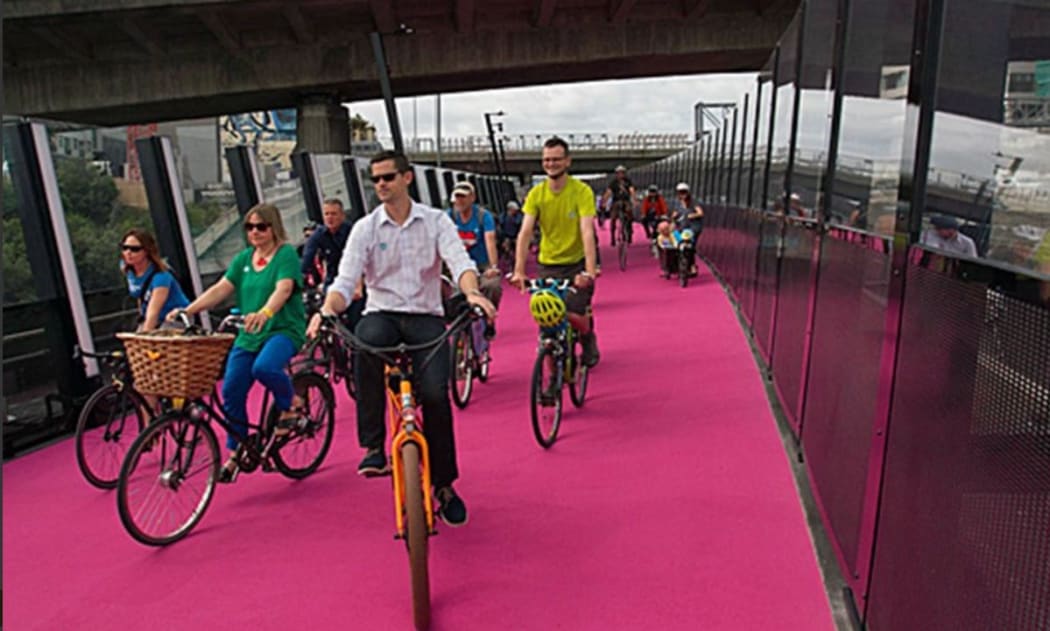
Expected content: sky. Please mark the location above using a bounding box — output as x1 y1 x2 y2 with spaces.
344 73 758 142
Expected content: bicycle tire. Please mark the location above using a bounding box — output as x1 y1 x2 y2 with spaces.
530 347 563 448
477 347 490 383
270 372 336 479
336 339 357 401
117 411 219 546
450 328 474 409
679 250 690 288
401 441 431 631
568 349 589 408
75 383 150 489
618 240 628 271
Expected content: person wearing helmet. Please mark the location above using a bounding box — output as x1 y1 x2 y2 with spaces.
511 137 600 367
601 165 636 247
671 182 704 275
640 184 668 240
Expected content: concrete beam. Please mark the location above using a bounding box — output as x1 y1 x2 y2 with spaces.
368 0 398 34
5 0 244 19
5 12 790 124
682 0 715 18
609 0 639 23
455 0 476 33
533 0 558 27
120 16 165 56
31 25 91 61
196 9 242 56
282 5 314 45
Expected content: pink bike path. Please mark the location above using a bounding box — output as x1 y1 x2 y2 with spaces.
3 234 834 630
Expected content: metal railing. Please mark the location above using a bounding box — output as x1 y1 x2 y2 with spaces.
390 133 692 155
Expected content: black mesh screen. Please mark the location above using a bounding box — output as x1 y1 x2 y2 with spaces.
752 214 781 361
801 233 891 576
867 255 1050 631
771 222 816 425
737 210 762 323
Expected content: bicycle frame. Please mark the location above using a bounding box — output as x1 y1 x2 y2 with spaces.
386 363 436 537
319 306 479 539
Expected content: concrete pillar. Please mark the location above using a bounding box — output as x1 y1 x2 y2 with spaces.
294 95 350 154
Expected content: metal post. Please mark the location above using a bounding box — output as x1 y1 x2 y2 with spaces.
436 93 443 167
370 31 405 154
854 0 946 615
9 122 99 402
137 136 205 303
224 145 264 215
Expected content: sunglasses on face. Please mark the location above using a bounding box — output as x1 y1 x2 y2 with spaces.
120 244 144 253
244 222 271 232
370 171 401 183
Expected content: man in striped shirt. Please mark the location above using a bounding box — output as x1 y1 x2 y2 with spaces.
310 150 495 527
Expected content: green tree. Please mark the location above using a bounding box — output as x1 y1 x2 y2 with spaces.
54 159 120 224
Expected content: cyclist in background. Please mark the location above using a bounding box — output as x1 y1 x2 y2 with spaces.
510 137 600 367
120 228 190 332
640 184 668 240
500 200 524 259
449 181 502 331
301 198 366 327
601 165 636 247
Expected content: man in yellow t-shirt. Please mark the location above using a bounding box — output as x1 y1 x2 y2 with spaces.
511 136 600 366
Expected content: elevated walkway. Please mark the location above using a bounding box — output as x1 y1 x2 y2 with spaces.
2 232 836 630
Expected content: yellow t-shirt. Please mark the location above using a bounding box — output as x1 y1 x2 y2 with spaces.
523 176 596 266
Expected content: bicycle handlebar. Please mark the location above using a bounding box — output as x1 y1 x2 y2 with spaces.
527 278 575 294
320 304 481 368
73 345 125 362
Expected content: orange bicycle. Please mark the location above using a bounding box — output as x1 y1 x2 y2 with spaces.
317 304 482 630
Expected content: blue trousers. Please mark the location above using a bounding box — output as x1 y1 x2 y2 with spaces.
221 334 297 450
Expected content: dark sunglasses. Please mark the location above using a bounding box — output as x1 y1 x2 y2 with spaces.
120 244 144 253
244 222 271 232
370 171 401 183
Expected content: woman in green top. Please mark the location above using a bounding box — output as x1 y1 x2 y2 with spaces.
172 203 307 482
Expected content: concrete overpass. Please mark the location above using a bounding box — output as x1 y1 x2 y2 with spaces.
404 131 691 175
4 0 798 131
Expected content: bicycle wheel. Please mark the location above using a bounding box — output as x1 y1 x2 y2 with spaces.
680 249 693 287
477 346 490 383
450 328 474 409
270 372 336 479
530 347 563 448
334 338 357 401
568 345 589 408
117 411 219 546
76 383 150 489
618 238 628 271
401 441 431 631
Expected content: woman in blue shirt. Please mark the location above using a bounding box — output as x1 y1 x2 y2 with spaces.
120 229 190 331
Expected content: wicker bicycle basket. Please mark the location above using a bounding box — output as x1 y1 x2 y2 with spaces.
116 330 235 398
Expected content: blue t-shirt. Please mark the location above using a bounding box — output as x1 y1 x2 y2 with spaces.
125 264 190 322
449 205 496 266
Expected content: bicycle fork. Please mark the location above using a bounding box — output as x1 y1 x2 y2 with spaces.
390 380 437 538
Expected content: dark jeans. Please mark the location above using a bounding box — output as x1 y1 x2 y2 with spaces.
353 312 458 488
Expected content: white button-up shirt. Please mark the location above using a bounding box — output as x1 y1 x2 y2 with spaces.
329 200 477 316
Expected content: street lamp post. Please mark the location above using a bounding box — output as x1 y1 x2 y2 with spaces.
482 109 503 204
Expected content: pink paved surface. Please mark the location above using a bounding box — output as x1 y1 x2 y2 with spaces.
3 233 834 630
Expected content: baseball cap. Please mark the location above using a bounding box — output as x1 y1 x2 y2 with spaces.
647 184 659 193
450 181 476 202
930 215 960 229
676 182 690 192
615 165 627 172
506 201 520 210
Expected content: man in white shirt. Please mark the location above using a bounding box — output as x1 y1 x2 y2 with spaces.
309 150 495 527
920 215 978 258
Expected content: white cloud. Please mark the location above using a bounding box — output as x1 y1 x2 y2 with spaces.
346 73 758 142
